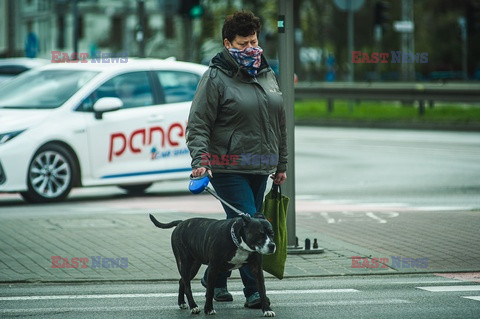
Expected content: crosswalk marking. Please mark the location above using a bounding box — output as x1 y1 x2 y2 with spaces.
0 299 411 315
417 285 480 292
462 296 480 301
0 288 359 302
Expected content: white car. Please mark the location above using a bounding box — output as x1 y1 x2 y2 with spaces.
0 58 50 84
0 58 207 203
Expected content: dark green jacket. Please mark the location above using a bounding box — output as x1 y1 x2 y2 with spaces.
186 48 287 174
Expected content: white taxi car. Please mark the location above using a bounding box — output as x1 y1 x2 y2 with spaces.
0 58 207 203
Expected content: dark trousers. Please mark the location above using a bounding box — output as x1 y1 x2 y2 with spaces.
203 172 269 298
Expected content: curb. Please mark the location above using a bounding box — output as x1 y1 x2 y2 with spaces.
3 270 480 285
295 119 480 132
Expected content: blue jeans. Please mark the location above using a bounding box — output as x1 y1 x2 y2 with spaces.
203 172 269 298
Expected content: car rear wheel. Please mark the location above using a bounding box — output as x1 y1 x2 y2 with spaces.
21 144 75 203
118 183 152 194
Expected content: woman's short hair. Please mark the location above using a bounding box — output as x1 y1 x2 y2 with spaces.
222 11 261 43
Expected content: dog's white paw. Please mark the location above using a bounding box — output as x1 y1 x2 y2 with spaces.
206 309 217 315
191 307 201 314
179 303 188 310
263 310 276 317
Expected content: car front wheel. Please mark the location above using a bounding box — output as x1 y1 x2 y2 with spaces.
21 144 75 203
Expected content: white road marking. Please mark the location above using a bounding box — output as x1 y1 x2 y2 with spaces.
417 285 480 292
0 289 359 301
462 296 480 302
365 212 387 223
389 280 461 284
0 299 411 315
384 212 399 218
320 212 336 223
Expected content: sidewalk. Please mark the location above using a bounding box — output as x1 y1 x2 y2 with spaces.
0 193 479 283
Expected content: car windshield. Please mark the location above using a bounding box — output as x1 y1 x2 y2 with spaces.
0 69 99 109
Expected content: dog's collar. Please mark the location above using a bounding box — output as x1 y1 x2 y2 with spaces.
231 221 254 252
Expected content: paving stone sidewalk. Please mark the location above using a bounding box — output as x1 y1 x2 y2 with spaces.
0 194 479 283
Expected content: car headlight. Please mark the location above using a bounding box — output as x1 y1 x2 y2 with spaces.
0 130 25 145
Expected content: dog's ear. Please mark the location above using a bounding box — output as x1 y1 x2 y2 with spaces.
254 212 266 219
241 214 252 225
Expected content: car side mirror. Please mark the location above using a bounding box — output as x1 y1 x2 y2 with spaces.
93 97 123 119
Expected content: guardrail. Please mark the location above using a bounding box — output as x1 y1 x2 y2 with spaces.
294 82 480 115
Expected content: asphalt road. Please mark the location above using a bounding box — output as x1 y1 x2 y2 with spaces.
1 126 479 209
0 127 479 318
294 127 480 209
1 275 479 318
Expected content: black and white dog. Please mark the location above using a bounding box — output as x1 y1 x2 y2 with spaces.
149 213 276 317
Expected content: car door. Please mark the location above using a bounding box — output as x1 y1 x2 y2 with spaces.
147 70 201 175
81 71 160 184
80 69 201 185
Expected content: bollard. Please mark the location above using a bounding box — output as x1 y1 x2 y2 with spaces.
305 238 311 250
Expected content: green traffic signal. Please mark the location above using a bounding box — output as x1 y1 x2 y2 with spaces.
190 5 204 18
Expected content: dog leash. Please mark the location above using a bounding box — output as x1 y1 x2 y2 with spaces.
189 173 248 217
205 186 248 217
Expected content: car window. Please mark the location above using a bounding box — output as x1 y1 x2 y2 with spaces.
0 65 29 75
81 72 154 111
0 69 98 109
156 71 200 104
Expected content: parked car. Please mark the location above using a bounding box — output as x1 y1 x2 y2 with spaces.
0 58 50 84
0 58 207 203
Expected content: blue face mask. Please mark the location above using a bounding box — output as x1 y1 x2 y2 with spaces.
228 46 263 76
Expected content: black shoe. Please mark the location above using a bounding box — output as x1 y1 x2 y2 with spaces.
201 278 233 302
244 292 262 309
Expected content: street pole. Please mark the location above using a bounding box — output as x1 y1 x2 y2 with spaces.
136 0 146 58
401 0 415 81
374 25 382 81
347 0 354 82
458 17 468 80
72 0 78 56
278 0 298 249
347 0 355 112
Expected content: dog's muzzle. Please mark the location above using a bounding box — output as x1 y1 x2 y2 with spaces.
268 242 276 254
259 238 276 255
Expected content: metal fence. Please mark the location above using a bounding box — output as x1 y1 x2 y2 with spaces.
295 82 480 115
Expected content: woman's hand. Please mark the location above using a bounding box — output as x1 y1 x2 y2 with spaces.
192 167 212 178
271 171 287 185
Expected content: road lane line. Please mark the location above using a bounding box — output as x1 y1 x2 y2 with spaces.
389 280 461 284
0 289 359 301
365 212 387 223
462 296 480 302
417 285 480 292
320 212 336 223
0 299 411 315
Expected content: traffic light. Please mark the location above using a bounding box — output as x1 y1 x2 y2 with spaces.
179 0 203 19
374 1 390 27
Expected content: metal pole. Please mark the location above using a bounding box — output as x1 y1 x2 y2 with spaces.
7 0 15 57
458 17 468 80
408 0 415 81
137 0 146 58
401 0 415 81
278 0 298 249
72 0 78 55
347 0 354 82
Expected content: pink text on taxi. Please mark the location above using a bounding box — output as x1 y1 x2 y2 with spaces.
109 122 186 162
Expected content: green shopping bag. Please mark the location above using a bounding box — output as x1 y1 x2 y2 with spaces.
261 184 289 279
